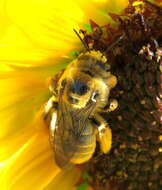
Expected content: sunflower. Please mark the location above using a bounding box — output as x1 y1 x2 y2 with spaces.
0 0 161 190
0 0 129 189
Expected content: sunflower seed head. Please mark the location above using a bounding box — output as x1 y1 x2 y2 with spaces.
80 1 162 190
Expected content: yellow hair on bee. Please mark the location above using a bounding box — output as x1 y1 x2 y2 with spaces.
132 0 145 13
132 1 144 7
79 50 107 63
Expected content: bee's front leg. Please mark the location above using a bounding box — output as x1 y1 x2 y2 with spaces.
44 95 58 127
48 69 65 95
106 74 117 90
44 95 58 147
93 114 112 154
97 99 118 113
104 99 118 112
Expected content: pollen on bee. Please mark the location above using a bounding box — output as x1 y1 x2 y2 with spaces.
132 1 144 7
132 1 145 13
84 50 107 63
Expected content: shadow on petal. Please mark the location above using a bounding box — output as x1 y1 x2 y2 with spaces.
44 167 82 190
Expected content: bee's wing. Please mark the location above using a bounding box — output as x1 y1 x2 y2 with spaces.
52 95 95 168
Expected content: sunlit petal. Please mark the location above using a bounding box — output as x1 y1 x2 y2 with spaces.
0 129 61 189
44 167 81 190
0 0 131 189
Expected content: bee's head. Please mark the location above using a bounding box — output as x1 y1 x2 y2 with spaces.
59 76 98 109
68 80 98 109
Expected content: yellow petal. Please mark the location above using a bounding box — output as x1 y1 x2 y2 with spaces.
0 72 47 160
0 114 83 190
0 115 60 189
44 167 81 190
0 138 60 190
106 0 129 13
0 0 130 189
0 0 129 66
0 0 107 65
0 59 69 161
0 0 128 161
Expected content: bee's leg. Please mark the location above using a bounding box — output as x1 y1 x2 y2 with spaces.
106 74 118 90
48 69 64 95
44 95 58 147
44 96 58 116
44 95 58 127
104 99 118 112
94 114 112 154
156 47 162 62
48 77 58 95
98 99 118 113
49 109 57 147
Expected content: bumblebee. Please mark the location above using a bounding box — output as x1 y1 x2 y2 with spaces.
44 32 118 168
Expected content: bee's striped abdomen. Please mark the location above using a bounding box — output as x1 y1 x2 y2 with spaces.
70 123 96 164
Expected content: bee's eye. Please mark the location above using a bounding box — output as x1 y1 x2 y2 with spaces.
71 81 89 95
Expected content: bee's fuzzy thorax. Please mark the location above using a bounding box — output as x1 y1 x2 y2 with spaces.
78 50 107 63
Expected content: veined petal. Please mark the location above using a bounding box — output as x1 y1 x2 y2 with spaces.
44 167 82 190
0 122 61 190
0 61 69 161
0 0 129 66
0 0 133 190
0 0 129 161
0 114 82 190
0 0 104 65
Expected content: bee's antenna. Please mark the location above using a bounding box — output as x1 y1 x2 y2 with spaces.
104 33 125 55
73 29 90 51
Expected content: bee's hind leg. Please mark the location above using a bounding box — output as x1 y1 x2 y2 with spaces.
93 114 112 154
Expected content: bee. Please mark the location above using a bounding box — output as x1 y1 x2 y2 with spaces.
44 29 118 168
